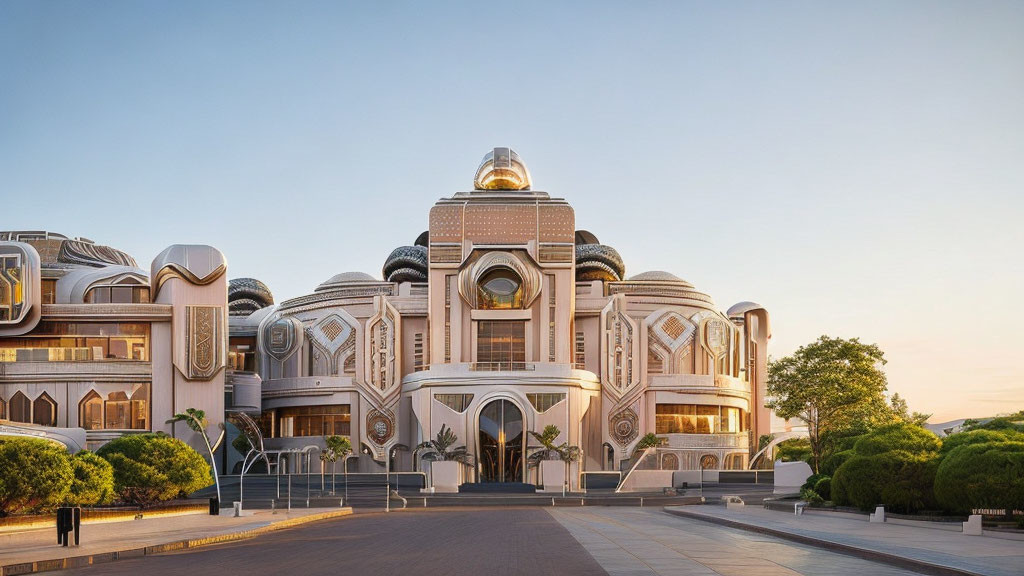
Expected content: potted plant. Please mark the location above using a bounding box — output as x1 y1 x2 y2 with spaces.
416 424 472 493
528 425 581 494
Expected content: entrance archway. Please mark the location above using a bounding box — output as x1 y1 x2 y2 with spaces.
478 399 524 483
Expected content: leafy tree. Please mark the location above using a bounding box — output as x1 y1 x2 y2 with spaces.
775 438 812 463
98 434 210 505
767 336 889 472
416 424 472 463
167 408 225 504
887 393 931 426
320 435 352 493
632 432 666 456
934 441 1024 515
68 451 114 506
528 425 581 466
0 437 72 516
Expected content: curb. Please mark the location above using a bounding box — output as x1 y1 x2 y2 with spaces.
1 508 353 576
662 507 984 576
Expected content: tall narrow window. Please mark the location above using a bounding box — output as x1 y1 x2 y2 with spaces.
477 321 526 368
130 385 149 430
9 391 30 423
80 391 104 430
0 397 6 420
105 391 130 429
575 332 586 367
41 279 57 305
548 275 556 362
33 392 56 427
413 333 424 371
444 275 452 362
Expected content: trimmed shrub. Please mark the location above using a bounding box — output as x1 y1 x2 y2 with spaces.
801 473 828 492
940 430 1024 455
799 487 823 505
853 423 941 457
934 441 1024 515
0 437 73 516
832 451 939 513
820 449 855 476
98 434 210 505
69 451 114 506
814 477 832 501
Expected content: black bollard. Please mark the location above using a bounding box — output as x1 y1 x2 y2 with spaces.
209 496 220 515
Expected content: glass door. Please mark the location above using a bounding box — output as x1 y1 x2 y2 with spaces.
478 399 524 483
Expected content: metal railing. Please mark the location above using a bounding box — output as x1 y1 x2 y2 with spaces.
468 361 535 372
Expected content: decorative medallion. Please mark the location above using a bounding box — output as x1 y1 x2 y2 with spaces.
700 454 719 470
609 408 639 447
366 408 395 445
704 319 729 358
185 305 224 380
661 453 680 471
263 315 303 362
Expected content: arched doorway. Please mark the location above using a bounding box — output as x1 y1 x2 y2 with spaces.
478 399 524 483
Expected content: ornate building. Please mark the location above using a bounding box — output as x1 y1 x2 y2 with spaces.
236 148 773 487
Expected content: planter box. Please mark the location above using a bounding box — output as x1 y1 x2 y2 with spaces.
540 460 566 493
430 461 462 493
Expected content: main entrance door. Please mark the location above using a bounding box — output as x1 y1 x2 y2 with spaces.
478 399 524 483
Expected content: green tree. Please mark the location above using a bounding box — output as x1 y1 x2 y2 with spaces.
632 432 666 457
167 408 225 504
527 425 581 494
767 336 889 472
320 435 352 493
68 451 114 506
98 434 211 505
0 437 72 516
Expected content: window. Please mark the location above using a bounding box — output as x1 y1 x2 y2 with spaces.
229 337 256 372
80 391 104 430
41 279 57 305
33 392 56 427
0 322 150 362
0 255 25 322
9 391 30 423
655 404 748 434
258 410 275 438
435 394 473 413
86 283 150 304
277 405 350 437
575 332 586 367
527 393 565 413
414 333 424 371
477 268 524 310
477 321 525 368
105 391 130 429
0 397 5 420
648 348 664 374
343 353 356 374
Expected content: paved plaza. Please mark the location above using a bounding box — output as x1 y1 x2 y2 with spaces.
18 506 982 576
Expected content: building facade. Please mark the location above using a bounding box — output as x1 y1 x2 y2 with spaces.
0 148 773 489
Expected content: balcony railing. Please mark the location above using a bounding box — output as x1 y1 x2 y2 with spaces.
0 347 147 362
468 362 536 372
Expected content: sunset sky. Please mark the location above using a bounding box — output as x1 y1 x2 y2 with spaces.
2 1 1021 422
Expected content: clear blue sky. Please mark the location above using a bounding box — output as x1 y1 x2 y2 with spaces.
2 1 1022 421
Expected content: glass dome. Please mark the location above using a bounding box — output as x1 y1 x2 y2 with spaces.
473 147 532 190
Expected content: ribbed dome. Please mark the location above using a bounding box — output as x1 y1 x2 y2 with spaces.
383 245 428 283
627 271 693 286
575 244 625 282
727 301 765 319
473 147 532 190
316 271 378 291
228 278 274 317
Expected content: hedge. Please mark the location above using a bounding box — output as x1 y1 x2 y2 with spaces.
853 423 941 457
97 434 211 505
0 437 73 516
940 430 1024 455
832 451 939 513
69 451 114 506
934 441 1024 515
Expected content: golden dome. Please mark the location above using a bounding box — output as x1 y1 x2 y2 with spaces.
473 147 532 190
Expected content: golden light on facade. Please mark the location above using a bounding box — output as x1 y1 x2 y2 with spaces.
473 147 532 190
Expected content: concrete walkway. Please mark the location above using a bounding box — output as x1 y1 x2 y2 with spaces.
0 506 352 574
666 505 1023 576
549 507 923 576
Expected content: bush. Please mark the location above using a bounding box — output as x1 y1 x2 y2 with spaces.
832 451 939 513
69 451 114 506
98 435 211 505
820 449 855 476
934 441 1024 515
800 487 824 505
801 473 828 492
853 423 940 457
775 438 812 463
0 437 73 516
814 477 832 501
940 430 1024 455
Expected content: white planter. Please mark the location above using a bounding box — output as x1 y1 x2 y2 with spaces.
540 460 567 493
430 461 462 493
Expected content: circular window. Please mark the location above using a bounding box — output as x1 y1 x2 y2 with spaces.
477 268 523 309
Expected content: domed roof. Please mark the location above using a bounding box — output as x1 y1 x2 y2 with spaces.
575 244 625 282
727 301 766 318
383 245 428 283
473 147 532 191
627 270 693 286
316 271 378 291
228 277 274 317
574 230 600 245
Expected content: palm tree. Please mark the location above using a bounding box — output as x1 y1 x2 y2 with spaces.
415 424 472 463
320 435 352 494
528 425 582 494
168 408 225 505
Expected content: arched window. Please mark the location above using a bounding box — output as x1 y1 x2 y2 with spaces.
477 268 523 309
9 391 30 423
343 353 356 374
80 391 104 430
85 277 150 304
33 392 56 427
105 391 130 429
130 385 149 430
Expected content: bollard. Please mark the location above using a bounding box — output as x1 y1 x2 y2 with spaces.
963 515 983 535
209 496 220 516
233 501 242 517
56 507 81 547
869 506 885 523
